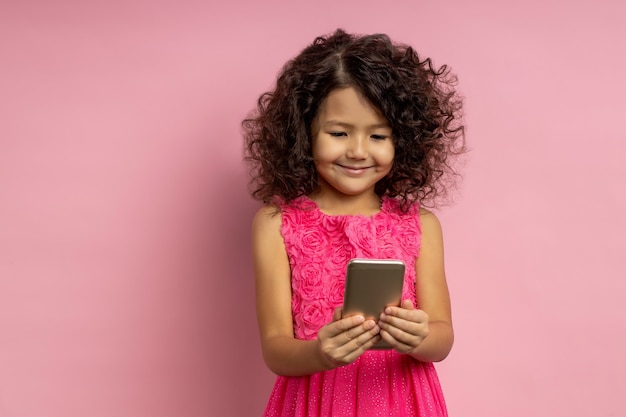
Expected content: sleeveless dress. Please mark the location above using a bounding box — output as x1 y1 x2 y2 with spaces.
263 196 448 417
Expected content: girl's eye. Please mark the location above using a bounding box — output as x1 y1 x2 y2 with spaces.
328 132 347 137
371 134 388 140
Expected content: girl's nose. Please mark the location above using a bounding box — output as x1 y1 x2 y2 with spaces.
346 136 367 159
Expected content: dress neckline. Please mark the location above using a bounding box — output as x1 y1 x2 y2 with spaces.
297 195 390 219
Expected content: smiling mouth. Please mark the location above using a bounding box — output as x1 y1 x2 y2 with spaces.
338 164 373 175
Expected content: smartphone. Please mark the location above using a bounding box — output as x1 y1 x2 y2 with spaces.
342 258 405 350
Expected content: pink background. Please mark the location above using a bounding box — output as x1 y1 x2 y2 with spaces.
1 0 625 416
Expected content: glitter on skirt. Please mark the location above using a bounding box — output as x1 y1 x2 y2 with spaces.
262 196 448 417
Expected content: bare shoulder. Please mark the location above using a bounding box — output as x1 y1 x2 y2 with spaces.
419 208 443 240
252 205 282 234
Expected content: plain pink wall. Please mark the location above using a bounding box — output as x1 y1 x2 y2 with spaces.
1 0 625 416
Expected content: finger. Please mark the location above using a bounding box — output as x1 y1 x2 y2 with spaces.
379 316 423 339
383 307 428 323
321 322 380 365
379 329 415 354
380 310 426 330
380 318 425 342
324 315 366 338
338 326 382 360
340 319 378 343
384 299 415 315
333 307 343 322
327 319 376 349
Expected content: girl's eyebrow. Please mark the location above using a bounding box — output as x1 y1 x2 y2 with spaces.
323 120 390 129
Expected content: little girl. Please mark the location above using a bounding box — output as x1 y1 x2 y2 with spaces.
243 29 465 417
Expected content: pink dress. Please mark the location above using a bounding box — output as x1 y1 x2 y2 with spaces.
263 196 448 417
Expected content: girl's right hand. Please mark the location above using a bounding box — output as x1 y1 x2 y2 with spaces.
316 307 381 369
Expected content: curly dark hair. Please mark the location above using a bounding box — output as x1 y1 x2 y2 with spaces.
243 28 465 209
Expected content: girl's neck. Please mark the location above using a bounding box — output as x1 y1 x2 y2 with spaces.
308 190 382 216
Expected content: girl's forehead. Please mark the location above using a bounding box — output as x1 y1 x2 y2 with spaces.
316 87 388 127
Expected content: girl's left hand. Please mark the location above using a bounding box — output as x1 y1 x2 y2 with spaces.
378 299 429 355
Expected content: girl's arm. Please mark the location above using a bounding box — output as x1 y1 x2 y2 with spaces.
378 209 454 362
252 206 381 376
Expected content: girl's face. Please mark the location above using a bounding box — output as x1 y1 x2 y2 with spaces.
311 87 394 201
